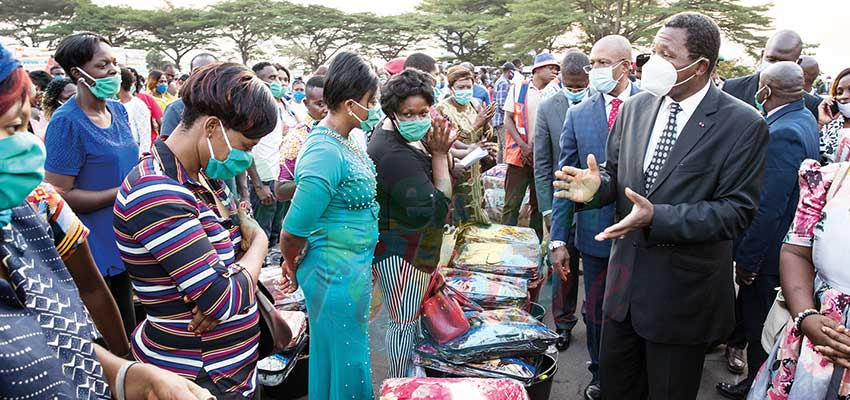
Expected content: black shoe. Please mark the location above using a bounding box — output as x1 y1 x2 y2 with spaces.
715 380 751 400
584 382 601 400
556 329 571 351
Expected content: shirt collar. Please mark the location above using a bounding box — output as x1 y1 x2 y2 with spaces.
602 82 633 105
766 103 790 118
662 80 712 116
152 139 195 186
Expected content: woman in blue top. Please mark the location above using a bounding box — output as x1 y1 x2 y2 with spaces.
281 51 381 400
43 32 140 335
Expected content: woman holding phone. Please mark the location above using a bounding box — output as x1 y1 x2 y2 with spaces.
817 67 850 164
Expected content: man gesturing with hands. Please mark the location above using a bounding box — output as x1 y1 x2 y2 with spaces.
554 12 769 400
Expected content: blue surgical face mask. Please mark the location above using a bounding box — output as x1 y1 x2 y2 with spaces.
563 88 588 104
589 65 625 94
350 100 381 132
453 89 473 105
156 83 168 94
204 121 254 180
293 91 306 102
394 115 432 142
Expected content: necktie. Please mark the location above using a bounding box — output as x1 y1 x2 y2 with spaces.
644 102 682 193
608 98 623 130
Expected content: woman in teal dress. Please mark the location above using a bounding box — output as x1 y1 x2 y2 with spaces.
280 51 381 400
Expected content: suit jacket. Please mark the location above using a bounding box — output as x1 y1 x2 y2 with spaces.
584 83 769 345
723 73 822 119
551 85 641 258
734 99 820 276
533 92 571 215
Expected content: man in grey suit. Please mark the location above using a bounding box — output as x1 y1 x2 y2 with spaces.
555 12 769 399
532 51 590 353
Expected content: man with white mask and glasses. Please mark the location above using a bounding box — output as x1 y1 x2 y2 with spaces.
553 12 769 399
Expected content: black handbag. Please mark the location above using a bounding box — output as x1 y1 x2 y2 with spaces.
257 281 292 359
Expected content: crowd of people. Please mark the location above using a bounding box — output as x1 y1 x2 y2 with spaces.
1 9 850 400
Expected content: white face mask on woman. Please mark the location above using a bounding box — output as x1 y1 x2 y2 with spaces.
837 101 850 118
640 55 706 97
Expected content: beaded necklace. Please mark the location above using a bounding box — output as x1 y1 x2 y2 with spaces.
316 125 372 170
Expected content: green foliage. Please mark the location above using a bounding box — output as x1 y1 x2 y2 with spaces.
0 0 77 47
42 0 146 47
272 3 361 70
358 13 431 62
417 0 509 64
132 7 217 68
145 50 168 71
715 58 754 80
209 0 285 64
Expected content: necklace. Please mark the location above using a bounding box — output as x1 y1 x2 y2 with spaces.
317 126 371 169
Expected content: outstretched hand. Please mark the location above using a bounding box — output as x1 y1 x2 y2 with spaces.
595 187 653 241
553 154 602 203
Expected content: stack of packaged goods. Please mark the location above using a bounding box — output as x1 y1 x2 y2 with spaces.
380 377 530 400
257 266 310 397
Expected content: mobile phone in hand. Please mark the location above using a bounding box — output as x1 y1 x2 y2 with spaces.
830 102 840 118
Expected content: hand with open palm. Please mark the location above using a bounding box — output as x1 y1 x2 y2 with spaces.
553 154 602 203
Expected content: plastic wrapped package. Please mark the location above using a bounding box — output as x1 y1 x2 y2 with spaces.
430 308 559 363
459 224 539 246
484 188 505 221
278 310 307 349
257 334 308 387
452 241 540 280
260 266 306 310
443 268 528 310
412 340 538 384
379 377 529 400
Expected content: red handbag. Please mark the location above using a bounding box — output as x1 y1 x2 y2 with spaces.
420 272 483 344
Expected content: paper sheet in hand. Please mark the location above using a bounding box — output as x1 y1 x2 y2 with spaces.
458 147 488 168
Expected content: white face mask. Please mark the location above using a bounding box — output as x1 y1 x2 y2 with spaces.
640 55 706 97
838 101 850 118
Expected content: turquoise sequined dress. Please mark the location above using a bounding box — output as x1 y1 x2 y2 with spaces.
283 126 379 400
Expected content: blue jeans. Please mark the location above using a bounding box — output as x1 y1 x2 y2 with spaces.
581 253 608 383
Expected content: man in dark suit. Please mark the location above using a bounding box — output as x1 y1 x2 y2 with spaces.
723 30 822 119
550 35 641 400
533 51 590 354
554 12 769 399
715 62 820 399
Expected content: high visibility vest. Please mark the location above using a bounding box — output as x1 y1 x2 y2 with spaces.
505 81 532 167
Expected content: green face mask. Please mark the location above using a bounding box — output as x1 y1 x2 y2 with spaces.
394 115 432 142
453 89 474 105
269 81 285 99
432 86 442 102
0 132 46 227
204 121 254 181
77 68 121 100
350 100 381 132
754 85 771 116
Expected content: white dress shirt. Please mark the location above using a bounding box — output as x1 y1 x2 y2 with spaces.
643 81 712 171
602 82 633 119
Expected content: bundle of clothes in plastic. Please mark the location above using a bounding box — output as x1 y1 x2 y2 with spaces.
410 224 559 398
380 377 530 400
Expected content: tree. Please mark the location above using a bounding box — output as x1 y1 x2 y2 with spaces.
146 51 168 71
417 0 509 64
42 0 147 47
133 7 216 69
0 0 77 47
715 58 754 80
505 0 771 57
273 3 362 71
209 0 284 65
357 13 431 62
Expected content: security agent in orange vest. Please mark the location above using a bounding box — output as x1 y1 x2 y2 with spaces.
501 53 560 238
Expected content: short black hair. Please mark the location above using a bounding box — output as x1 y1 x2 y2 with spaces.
181 62 277 139
636 53 651 68
512 58 523 67
53 32 112 74
664 12 721 72
562 52 589 76
129 67 144 94
380 69 434 118
190 53 217 71
251 61 273 74
42 77 73 119
275 63 290 81
119 67 135 91
404 53 437 74
306 76 324 90
28 70 52 91
323 51 378 110
162 63 176 70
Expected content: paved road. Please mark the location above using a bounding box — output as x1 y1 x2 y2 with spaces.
287 273 746 399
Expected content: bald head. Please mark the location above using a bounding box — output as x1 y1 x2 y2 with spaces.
799 55 820 92
589 35 632 95
591 35 633 61
760 61 805 106
190 53 217 72
764 30 803 63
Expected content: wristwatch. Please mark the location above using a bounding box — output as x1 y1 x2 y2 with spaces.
548 240 566 251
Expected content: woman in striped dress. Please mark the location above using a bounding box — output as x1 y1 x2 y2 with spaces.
367 70 455 377
113 63 278 399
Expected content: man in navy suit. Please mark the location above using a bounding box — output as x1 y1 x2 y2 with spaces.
550 35 640 400
715 62 820 399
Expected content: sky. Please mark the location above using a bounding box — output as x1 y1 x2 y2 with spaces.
95 0 849 76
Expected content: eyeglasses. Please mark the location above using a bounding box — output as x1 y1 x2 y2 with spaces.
582 58 629 74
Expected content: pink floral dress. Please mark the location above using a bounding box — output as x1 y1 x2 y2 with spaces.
749 159 850 399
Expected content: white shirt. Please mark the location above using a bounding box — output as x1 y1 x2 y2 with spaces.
122 96 152 156
766 103 789 118
252 103 286 182
643 81 712 171
602 82 633 120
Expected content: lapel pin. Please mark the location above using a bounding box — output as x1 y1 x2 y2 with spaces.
698 121 705 127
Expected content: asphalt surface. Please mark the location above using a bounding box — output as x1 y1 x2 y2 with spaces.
285 270 746 399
